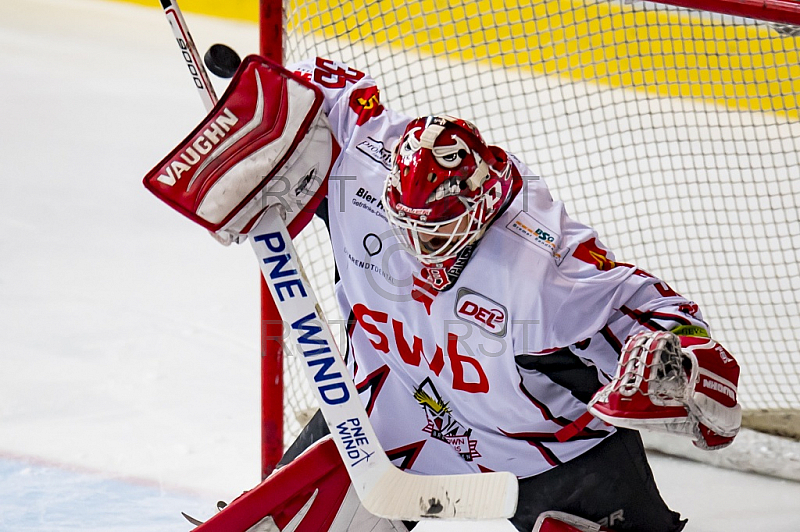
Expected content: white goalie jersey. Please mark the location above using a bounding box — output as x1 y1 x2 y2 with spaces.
289 58 711 479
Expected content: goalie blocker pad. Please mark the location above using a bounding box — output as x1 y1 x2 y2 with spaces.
143 55 339 243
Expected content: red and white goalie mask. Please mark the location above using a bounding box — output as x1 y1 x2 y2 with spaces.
382 116 514 265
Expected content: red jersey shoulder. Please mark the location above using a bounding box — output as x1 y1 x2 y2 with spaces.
295 57 384 126
572 237 617 271
349 85 384 126
312 57 365 88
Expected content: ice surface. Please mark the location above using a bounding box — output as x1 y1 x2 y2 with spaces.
0 457 208 531
1 0 799 530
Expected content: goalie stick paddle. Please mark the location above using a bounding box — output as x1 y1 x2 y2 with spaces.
249 207 518 521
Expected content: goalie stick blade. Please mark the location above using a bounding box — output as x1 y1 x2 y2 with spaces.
363 467 518 520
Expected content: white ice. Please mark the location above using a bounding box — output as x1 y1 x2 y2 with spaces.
1 0 799 530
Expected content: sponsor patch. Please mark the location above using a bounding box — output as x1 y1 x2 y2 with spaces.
356 137 393 170
506 211 560 256
351 186 387 221
454 288 508 337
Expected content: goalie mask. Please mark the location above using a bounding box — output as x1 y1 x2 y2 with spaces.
382 116 515 267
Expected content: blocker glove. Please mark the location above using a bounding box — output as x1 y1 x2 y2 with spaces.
143 55 338 245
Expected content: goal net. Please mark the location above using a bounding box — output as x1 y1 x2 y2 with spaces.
273 0 800 454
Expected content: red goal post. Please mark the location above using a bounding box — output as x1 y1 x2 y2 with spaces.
259 0 800 476
258 0 285 480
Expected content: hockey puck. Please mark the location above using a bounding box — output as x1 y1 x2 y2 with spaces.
204 43 242 78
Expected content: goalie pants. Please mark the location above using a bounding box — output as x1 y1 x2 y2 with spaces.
511 427 686 532
281 411 686 532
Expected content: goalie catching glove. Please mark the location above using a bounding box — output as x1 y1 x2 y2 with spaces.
143 55 339 244
588 331 741 450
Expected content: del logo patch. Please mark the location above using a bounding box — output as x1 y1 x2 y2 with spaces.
455 288 508 337
506 211 560 256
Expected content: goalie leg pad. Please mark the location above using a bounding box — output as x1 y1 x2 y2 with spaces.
144 55 339 244
533 512 610 532
191 436 406 531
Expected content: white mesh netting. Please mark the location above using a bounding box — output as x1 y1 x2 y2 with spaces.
277 0 800 447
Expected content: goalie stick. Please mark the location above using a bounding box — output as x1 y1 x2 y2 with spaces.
249 207 518 520
158 4 518 521
158 0 217 111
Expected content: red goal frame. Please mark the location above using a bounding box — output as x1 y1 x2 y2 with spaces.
259 0 285 480
661 0 800 25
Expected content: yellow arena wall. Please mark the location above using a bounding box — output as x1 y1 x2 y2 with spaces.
116 0 258 22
